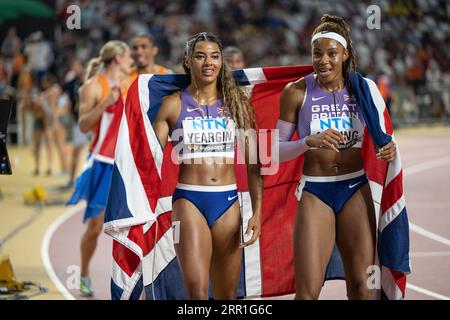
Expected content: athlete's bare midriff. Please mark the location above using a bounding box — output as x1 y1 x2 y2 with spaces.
178 161 237 185
302 147 364 176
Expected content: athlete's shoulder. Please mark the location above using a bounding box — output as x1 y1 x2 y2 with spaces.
161 91 182 109
157 91 181 121
81 76 102 96
281 78 306 103
290 77 307 92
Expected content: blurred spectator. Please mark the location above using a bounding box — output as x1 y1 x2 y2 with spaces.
39 73 70 176
406 55 425 95
223 46 245 70
0 0 449 132
31 79 53 176
17 65 34 145
377 74 393 115
426 59 445 117
62 59 89 189
24 31 54 86
10 42 26 89
392 76 418 123
1 27 21 76
130 34 173 76
0 55 13 99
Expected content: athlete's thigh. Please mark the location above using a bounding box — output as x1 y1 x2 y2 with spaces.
336 184 376 284
33 127 42 142
172 198 212 287
87 212 104 233
210 201 242 297
295 191 336 289
44 126 53 141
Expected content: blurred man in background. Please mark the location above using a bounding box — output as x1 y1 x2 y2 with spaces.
130 34 172 77
223 46 245 70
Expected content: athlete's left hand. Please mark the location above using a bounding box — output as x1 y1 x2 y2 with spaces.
376 141 396 162
240 214 261 248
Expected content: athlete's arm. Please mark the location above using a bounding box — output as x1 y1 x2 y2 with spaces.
240 133 263 248
277 80 344 157
279 80 304 124
78 79 120 133
276 80 311 162
152 92 180 150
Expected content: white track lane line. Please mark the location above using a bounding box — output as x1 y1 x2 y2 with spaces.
409 223 450 247
41 203 85 300
404 155 450 177
403 155 450 247
410 251 450 257
406 284 450 300
403 154 450 299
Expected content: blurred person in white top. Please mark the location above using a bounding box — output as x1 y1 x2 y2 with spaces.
24 31 53 85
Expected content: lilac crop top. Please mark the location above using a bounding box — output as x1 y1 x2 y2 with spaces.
298 74 366 149
169 88 236 162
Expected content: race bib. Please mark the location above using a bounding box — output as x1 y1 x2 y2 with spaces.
310 116 364 148
182 117 235 153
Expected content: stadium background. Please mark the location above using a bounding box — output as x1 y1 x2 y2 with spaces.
0 0 449 300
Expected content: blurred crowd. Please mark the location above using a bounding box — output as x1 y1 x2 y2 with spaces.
54 0 450 122
0 0 449 178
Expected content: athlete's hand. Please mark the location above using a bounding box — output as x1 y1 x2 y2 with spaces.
102 86 121 109
306 129 345 152
240 214 261 248
376 141 396 162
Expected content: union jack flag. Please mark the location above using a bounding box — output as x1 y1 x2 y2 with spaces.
104 66 410 300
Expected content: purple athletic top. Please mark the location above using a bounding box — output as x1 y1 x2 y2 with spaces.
169 88 236 161
298 73 366 149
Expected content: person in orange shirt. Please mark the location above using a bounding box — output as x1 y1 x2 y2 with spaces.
377 74 392 114
11 48 25 89
130 33 172 78
67 40 134 297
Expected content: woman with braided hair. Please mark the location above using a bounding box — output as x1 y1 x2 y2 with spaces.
276 14 397 299
152 32 263 299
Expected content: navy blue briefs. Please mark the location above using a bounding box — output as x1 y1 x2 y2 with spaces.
295 169 368 215
172 183 239 227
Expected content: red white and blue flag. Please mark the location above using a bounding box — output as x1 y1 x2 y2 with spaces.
349 71 411 299
104 66 410 300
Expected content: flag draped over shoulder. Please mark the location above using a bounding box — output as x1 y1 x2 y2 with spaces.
104 66 410 300
349 71 411 299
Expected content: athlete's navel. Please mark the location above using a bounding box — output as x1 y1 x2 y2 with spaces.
331 164 340 174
